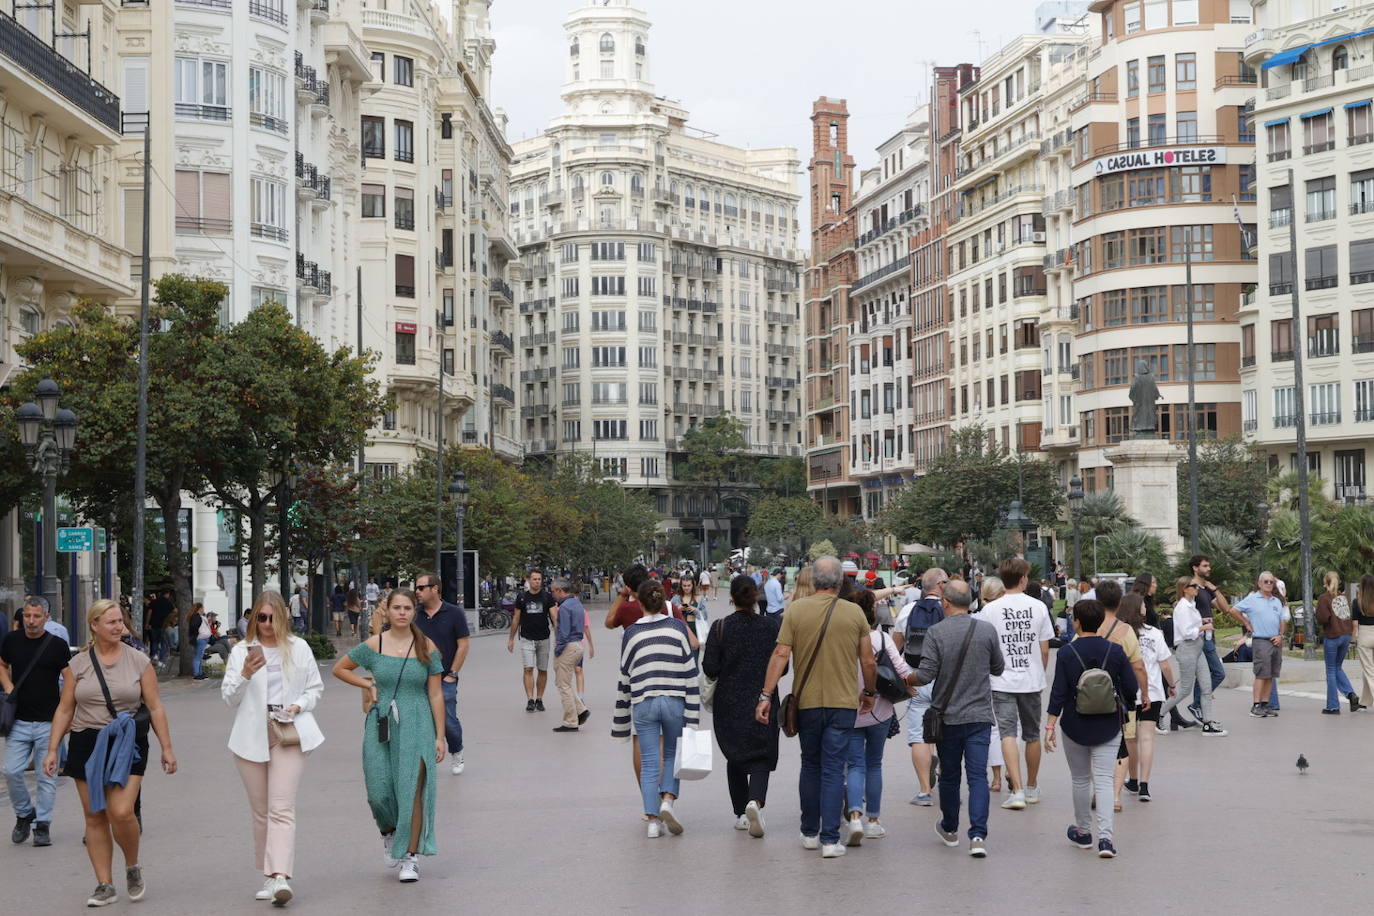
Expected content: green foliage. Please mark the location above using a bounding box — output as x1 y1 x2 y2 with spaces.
1059 491 1137 543
661 530 701 564
541 453 659 573
967 531 1021 572
807 539 836 561
1169 525 1255 596
1094 527 1168 577
679 414 750 548
299 632 336 660
1177 437 1271 544
752 457 806 498
1260 503 1374 595
746 495 823 552
881 427 1064 548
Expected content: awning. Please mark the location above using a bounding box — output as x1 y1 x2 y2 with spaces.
1346 99 1372 109
1263 117 1290 127
1262 27 1374 69
1301 108 1333 119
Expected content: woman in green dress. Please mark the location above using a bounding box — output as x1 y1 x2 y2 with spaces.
332 588 446 883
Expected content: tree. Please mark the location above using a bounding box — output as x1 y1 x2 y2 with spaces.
881 427 1063 548
1177 437 1270 545
660 530 701 566
678 414 750 554
746 494 822 556
1170 525 1255 597
289 467 364 588
1055 490 1137 547
753 457 806 498
540 453 659 574
807 539 835 561
1094 528 1168 577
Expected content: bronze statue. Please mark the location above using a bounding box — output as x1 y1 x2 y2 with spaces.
1129 359 1162 437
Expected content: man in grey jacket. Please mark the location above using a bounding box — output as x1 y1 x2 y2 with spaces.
913 580 1005 858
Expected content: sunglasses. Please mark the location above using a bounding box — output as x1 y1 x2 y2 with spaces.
256 613 273 623
416 584 436 590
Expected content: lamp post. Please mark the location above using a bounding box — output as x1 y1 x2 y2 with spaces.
269 463 299 607
16 379 78 634
1002 497 1037 558
449 471 469 609
1092 533 1109 577
1068 475 1084 582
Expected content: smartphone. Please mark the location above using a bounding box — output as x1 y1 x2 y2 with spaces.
247 645 265 664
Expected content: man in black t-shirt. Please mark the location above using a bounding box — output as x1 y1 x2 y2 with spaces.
507 570 556 712
1189 554 1230 718
414 571 471 773
1 600 74 847
147 592 173 665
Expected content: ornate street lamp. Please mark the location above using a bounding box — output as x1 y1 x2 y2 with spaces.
15 379 78 633
449 470 470 608
1068 475 1084 582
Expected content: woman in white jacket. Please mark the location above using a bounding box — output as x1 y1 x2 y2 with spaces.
222 591 325 906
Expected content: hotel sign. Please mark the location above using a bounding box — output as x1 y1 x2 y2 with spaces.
1090 146 1228 177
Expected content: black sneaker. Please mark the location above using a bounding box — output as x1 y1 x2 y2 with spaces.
578 709 590 725
1187 703 1203 722
1321 708 1340 715
1348 692 1363 713
1097 839 1117 859
1137 783 1151 802
1123 779 1139 794
534 698 545 712
32 822 50 847
1201 722 1228 736
552 725 579 732
525 699 536 713
1249 703 1267 718
11 815 33 845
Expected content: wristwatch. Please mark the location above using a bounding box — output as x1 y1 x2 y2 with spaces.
443 670 458 679
862 689 877 698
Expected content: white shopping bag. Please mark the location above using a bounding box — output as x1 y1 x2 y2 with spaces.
673 726 714 780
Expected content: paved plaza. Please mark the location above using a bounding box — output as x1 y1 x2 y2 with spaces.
1 610 1369 914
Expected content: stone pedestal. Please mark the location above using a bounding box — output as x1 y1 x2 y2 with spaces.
192 502 229 615
1103 437 1185 558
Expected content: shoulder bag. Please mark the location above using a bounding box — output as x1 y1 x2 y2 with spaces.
89 646 151 731
0 633 53 737
780 595 839 738
701 615 728 710
873 631 910 704
922 619 977 745
374 631 413 744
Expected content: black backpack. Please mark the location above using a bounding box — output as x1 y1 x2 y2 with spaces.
903 597 944 667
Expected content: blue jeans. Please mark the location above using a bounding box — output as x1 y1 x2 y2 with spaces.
1324 635 1355 709
149 628 166 662
1193 636 1225 707
798 707 852 844
440 679 464 753
631 695 684 816
3 720 57 823
1268 679 1281 710
935 721 992 840
845 720 888 818
191 637 209 677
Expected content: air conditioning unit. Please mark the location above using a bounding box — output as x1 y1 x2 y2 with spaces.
1033 231 1046 243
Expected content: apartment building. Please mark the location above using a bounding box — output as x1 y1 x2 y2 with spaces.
1066 0 1256 493
804 98 861 518
1242 0 1374 501
0 1 133 617
510 0 803 547
847 109 930 519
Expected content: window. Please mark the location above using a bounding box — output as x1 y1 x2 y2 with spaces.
1350 104 1373 145
562 311 580 332
1103 231 1126 268
1171 283 1215 321
1170 165 1211 202
1130 286 1168 323
637 242 656 262
174 170 230 234
1357 378 1374 420
370 52 385 83
1352 169 1374 215
248 68 286 132
561 278 580 299
394 187 414 230
394 255 415 297
250 178 287 241
394 120 414 162
600 171 614 186
562 348 581 369
637 345 656 367
1126 60 1139 97
591 241 625 260
1104 349 1130 386
1309 313 1339 357
641 457 659 477
590 276 626 296
590 310 625 332
637 309 656 330
1304 111 1334 154
362 183 385 218
639 381 658 404
1173 343 1216 381
1305 176 1336 223
1267 120 1291 160
1176 111 1198 142
1106 407 1131 444
592 382 626 404
1175 53 1197 91
1272 318 1295 361
600 59 614 79
637 276 655 297
251 287 284 310
562 243 579 262
1147 55 1166 93
1129 227 1166 265
639 421 658 442
1104 290 1128 326
1170 225 1213 262
1310 382 1341 425
395 327 416 365
1135 344 1171 381
1352 240 1374 284
591 346 626 367
1147 113 1167 145
394 56 413 87
1144 0 1166 29
1129 169 1165 206
175 57 229 119
1333 46 1350 72
1124 1 1141 32
1305 244 1338 289
361 116 384 158
442 289 454 327
599 32 614 53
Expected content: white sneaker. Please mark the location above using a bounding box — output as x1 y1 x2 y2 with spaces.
659 799 683 835
1024 786 1041 804
255 878 275 901
647 819 663 838
451 752 464 775
381 833 400 868
398 854 419 882
1001 791 1027 810
271 876 293 905
734 814 749 831
864 821 887 839
800 832 820 850
843 816 864 847
821 842 847 858
744 799 765 838
1155 723 1169 736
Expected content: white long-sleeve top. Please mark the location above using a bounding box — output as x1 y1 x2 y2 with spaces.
222 637 325 761
1172 597 1203 642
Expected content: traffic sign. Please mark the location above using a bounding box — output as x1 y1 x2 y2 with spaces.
57 527 94 552
96 527 108 551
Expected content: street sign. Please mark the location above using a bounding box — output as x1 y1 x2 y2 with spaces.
96 528 108 552
57 527 94 552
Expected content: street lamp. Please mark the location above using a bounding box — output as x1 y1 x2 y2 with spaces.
1092 533 1109 578
1068 475 1084 582
449 470 469 608
269 463 299 607
15 378 78 634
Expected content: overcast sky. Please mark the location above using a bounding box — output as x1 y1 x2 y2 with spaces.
491 0 1063 217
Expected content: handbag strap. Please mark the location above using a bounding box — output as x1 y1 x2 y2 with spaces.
88 646 120 720
379 631 414 712
793 595 840 702
4 633 52 701
931 618 977 713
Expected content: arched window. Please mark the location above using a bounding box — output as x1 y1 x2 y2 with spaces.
724 193 737 216
1293 50 1312 80
1333 45 1349 70
670 180 679 194
630 173 643 192
600 32 615 53
573 173 584 190
570 39 579 57
601 170 614 186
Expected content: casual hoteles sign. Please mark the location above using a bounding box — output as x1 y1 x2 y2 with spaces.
1089 146 1228 177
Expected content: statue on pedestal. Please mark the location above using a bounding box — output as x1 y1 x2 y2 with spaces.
1129 359 1162 438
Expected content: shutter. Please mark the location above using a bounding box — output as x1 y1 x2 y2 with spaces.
202 173 230 231
1353 169 1374 184
123 187 144 256
123 57 149 113
1269 185 1291 209
175 169 200 224
395 186 413 201
1351 239 1374 273
395 254 415 286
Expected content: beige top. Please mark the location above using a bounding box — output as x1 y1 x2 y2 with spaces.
68 644 150 732
777 593 870 710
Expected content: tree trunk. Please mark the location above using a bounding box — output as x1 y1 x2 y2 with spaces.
153 483 195 677
247 500 268 602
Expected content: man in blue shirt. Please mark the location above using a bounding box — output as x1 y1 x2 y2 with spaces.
549 578 590 732
413 572 471 772
1232 571 1289 719
765 568 787 617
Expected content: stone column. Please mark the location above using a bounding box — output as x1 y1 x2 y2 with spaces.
1103 438 1185 559
192 501 229 614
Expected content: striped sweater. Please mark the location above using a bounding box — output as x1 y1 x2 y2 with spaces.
611 615 701 740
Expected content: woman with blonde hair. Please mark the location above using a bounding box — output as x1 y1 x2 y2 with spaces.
1315 570 1361 714
332 589 446 882
1157 578 1226 736
42 599 177 908
789 565 816 604
222 590 325 904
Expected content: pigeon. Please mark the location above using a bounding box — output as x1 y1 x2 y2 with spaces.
1297 754 1309 774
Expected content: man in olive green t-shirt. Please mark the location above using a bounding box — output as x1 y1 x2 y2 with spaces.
757 556 875 855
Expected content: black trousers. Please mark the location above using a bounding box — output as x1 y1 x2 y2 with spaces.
726 760 772 815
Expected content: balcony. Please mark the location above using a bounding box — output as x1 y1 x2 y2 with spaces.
490 330 514 354
248 0 287 25
1269 282 1293 296
394 213 415 231
519 298 552 315
1268 209 1292 228
1336 484 1367 503
1267 149 1292 162
1354 337 1374 354
1272 349 1294 362
1242 354 1256 368
765 410 798 422
251 223 289 243
1243 419 1258 433
1303 141 1335 155
491 384 515 405
765 376 798 389
1353 271 1374 286
175 216 232 235
524 439 558 454
1305 276 1337 291
521 404 550 418
850 253 912 294
1274 414 1297 428
1311 411 1341 426
1308 335 1339 358
250 112 289 135
1306 208 1335 224
492 279 514 302
0 11 121 136
520 331 555 348
395 284 415 298
175 103 231 122
520 367 557 382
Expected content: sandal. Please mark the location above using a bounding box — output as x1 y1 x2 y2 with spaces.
1113 801 1123 812
989 781 1002 792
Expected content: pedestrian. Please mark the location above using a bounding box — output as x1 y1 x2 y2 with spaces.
42 599 177 907
331 589 446 883
974 578 1007 792
331 585 347 637
894 568 948 806
1353 574 1374 708
1187 555 1229 723
1122 593 1174 800
222 591 325 905
1231 572 1289 719
1 597 73 848
507 570 555 712
842 589 920 844
1092 580 1152 804
913 580 1004 858
674 575 706 650
702 575 780 838
1156 578 1227 735
1132 573 1159 627
764 567 787 618
288 588 308 634
412 572 470 774
365 577 381 620
754 556 876 859
790 566 816 603
1065 579 1081 609
345 589 362 638
163 594 180 656
147 591 172 666
1315 570 1363 714
1044 599 1138 859
975 558 1054 811
186 603 211 680
699 565 713 599
549 578 590 733
575 605 595 700
612 579 700 838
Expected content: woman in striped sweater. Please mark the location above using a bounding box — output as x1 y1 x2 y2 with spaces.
612 579 701 837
